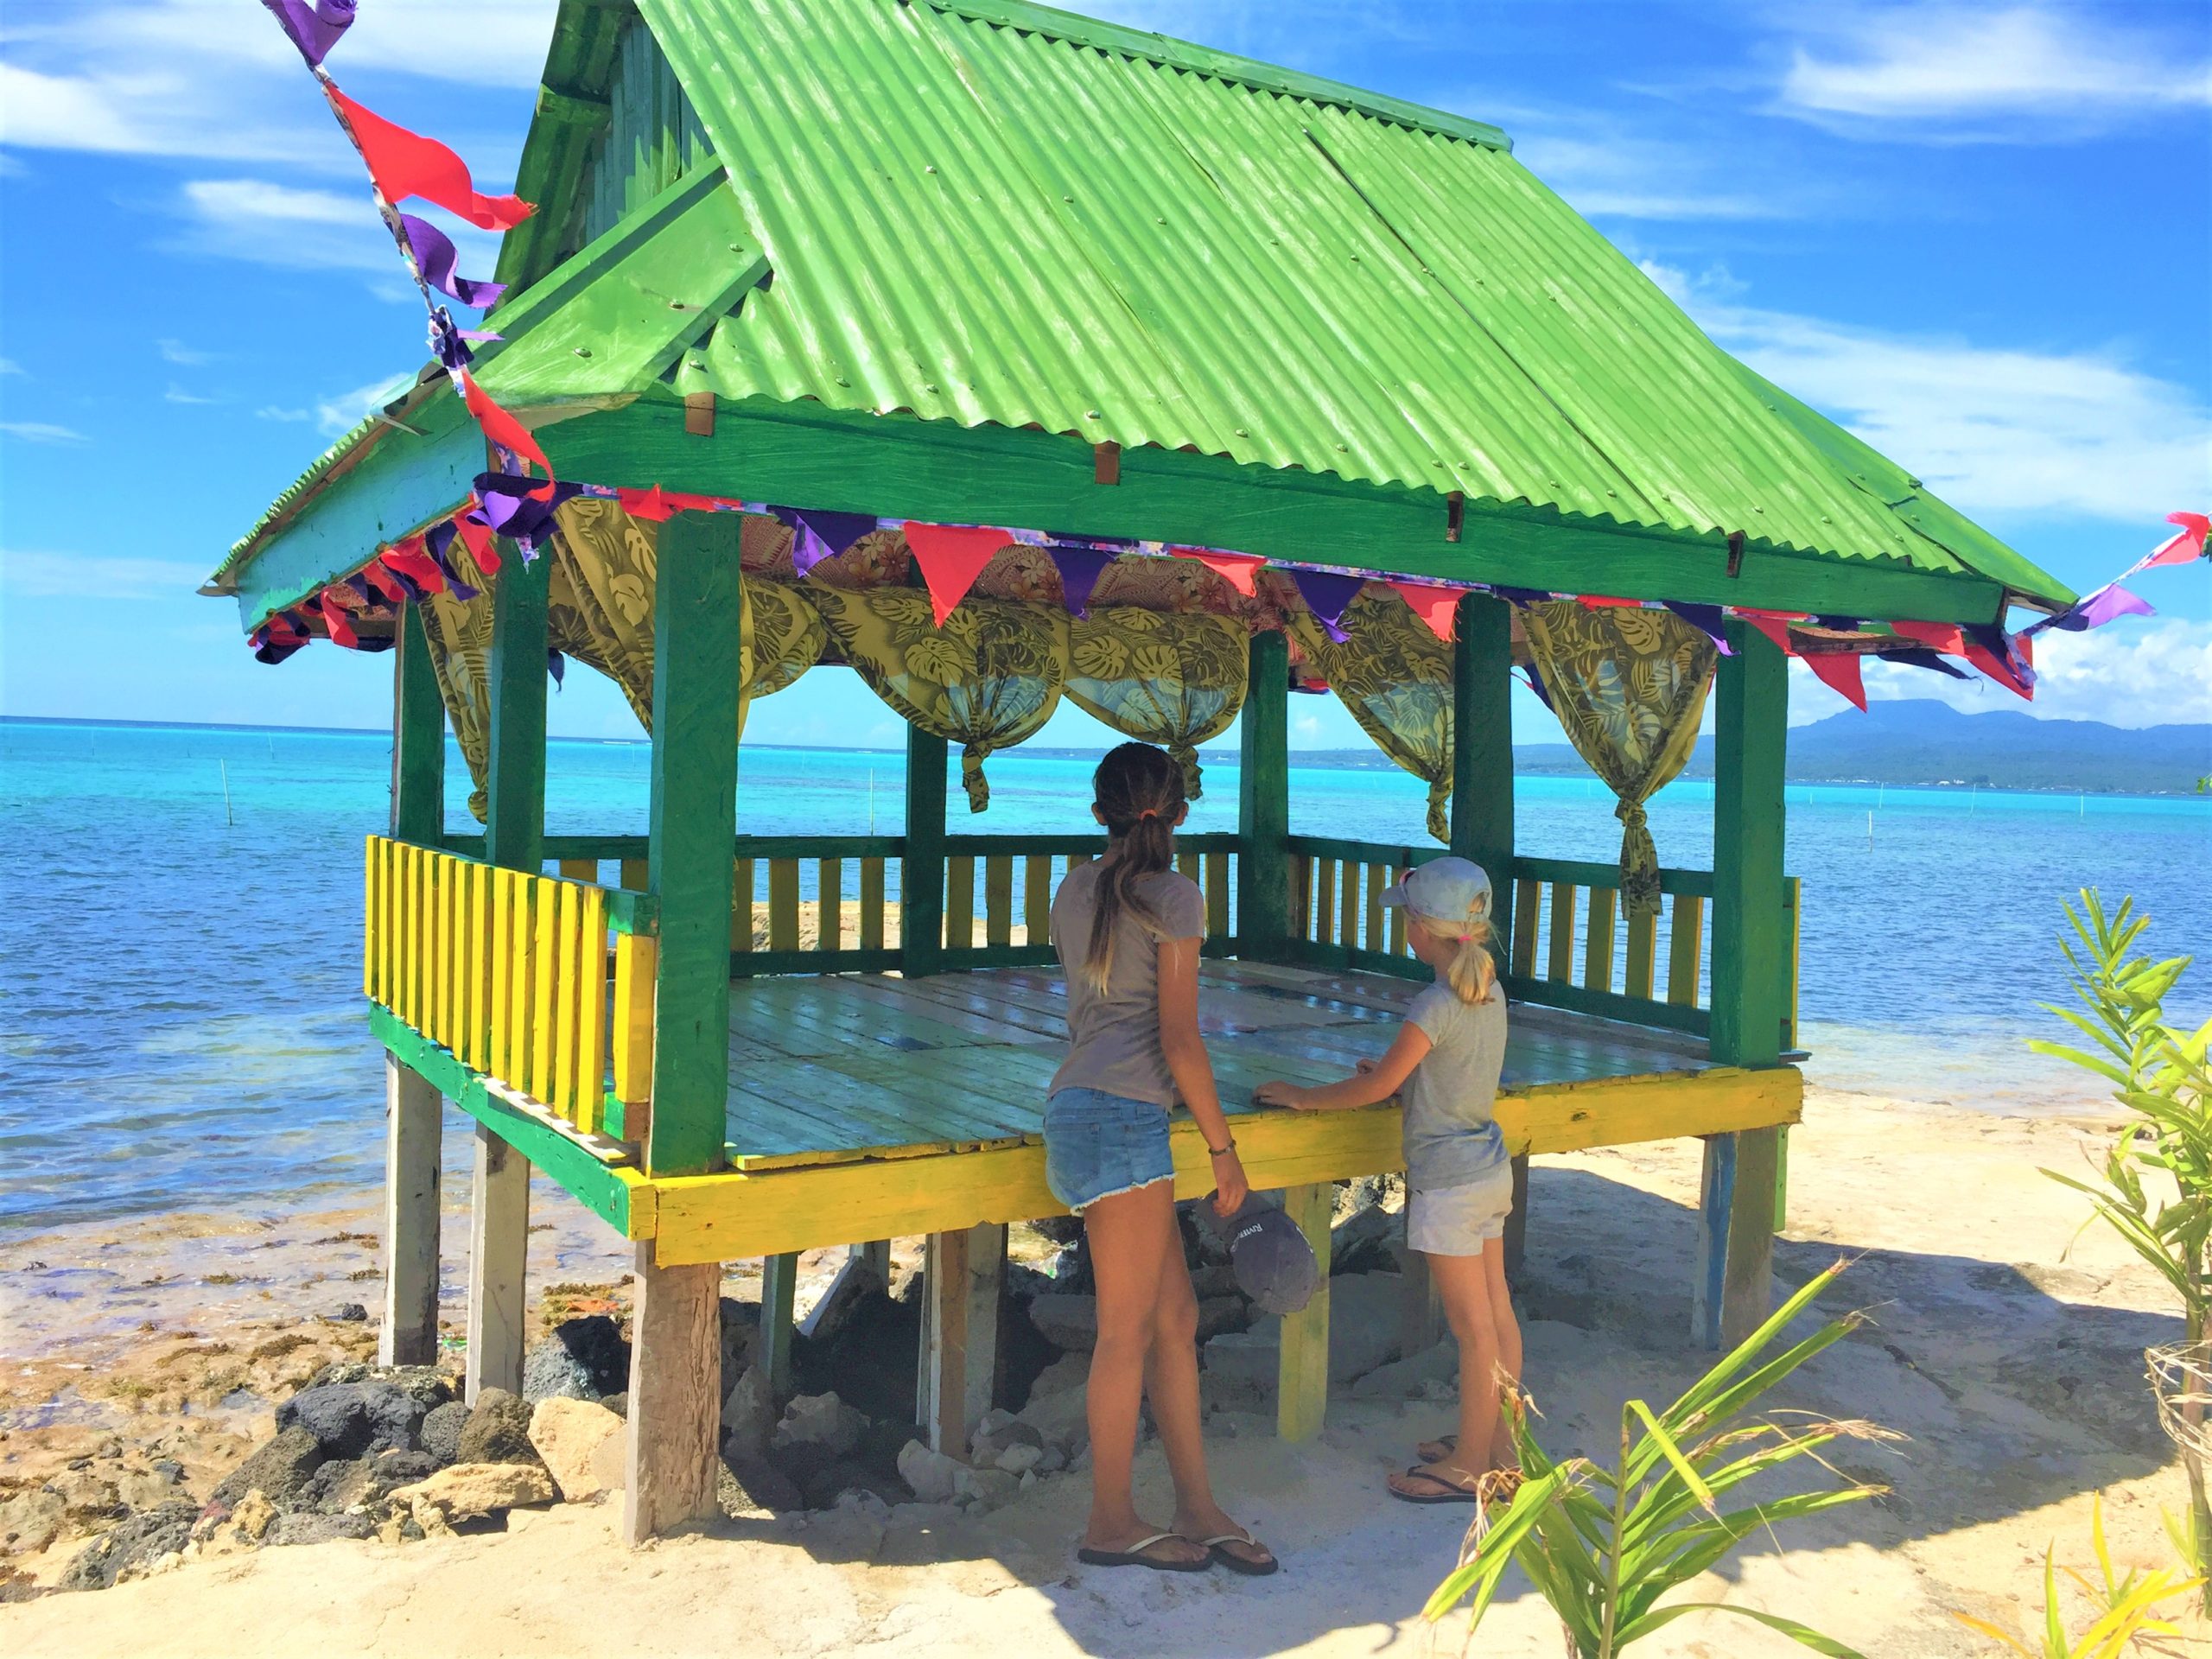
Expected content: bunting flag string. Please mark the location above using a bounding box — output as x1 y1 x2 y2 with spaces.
1171 546 1266 597
781 507 878 575
902 521 1014 624
400 215 504 310
321 86 534 232
1047 545 1116 618
1797 648 1867 711
1384 581 1466 643
1288 569 1366 643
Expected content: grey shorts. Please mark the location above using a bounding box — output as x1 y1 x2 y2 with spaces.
1408 1162 1515 1257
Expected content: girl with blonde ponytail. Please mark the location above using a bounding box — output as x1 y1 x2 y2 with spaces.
1043 742 1274 1577
1254 855 1522 1509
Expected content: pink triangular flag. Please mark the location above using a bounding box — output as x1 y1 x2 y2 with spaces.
1170 546 1266 598
902 523 1008 625
1802 650 1866 711
1386 581 1465 643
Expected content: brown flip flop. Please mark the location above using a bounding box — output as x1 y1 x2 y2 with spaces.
1077 1530 1212 1573
1388 1465 1481 1504
1189 1527 1280 1577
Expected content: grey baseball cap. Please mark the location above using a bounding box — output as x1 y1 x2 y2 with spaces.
1381 855 1493 925
1204 1194 1319 1316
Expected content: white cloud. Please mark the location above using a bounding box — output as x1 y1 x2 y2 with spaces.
1644 261 2212 523
3 550 208 600
158 339 214 365
257 406 314 423
170 179 499 281
317 373 418 436
0 421 86 443
0 358 22 377
163 384 217 406
1502 121 1810 223
1773 5 2212 138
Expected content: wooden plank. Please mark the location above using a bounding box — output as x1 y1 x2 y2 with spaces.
379 1057 442 1368
904 727 948 976
1516 854 1714 899
1511 877 1540 976
944 855 976 950
1313 859 1337 948
554 879 582 1119
647 512 745 1178
1710 620 1789 1067
558 857 598 884
984 855 1014 948
363 839 379 1001
1364 862 1386 957
465 1122 531 1402
1389 866 1408 957
1204 851 1230 940
1236 630 1291 955
1502 1153 1529 1277
489 868 512 1081
730 857 754 954
531 876 562 1103
1277 1182 1332 1442
1624 906 1657 1001
1025 855 1053 944
1667 893 1705 1007
1694 1125 1782 1350
621 856 650 892
760 1250 798 1399
1546 881 1577 984
920 1227 969 1453
575 885 608 1135
468 861 493 1070
1339 859 1361 953
818 857 843 952
611 932 656 1141
1398 1249 1445 1357
392 606 446 847
861 856 888 950
1784 875 1802 1052
767 859 801 953
1583 886 1618 995
1451 594 1516 950
620 1247 721 1545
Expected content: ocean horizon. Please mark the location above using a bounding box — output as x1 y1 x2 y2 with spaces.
3 716 2207 1233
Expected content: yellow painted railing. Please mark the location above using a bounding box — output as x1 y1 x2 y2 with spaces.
364 837 658 1137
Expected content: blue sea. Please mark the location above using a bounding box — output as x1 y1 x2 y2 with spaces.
3 717 2207 1233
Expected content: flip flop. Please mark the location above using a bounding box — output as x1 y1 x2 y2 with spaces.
1076 1531 1213 1573
1415 1433 1459 1464
1388 1465 1483 1505
1189 1528 1280 1577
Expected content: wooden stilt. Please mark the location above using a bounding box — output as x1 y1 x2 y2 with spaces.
464 1122 530 1402
1236 631 1290 958
962 1224 1006 1436
621 1243 721 1546
1277 1183 1333 1442
851 1240 892 1279
1695 1128 1783 1350
378 1057 442 1367
759 1251 798 1400
1501 1153 1530 1280
918 1223 1002 1453
1397 1248 1446 1357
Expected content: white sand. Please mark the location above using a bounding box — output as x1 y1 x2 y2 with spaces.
4 1085 2192 1657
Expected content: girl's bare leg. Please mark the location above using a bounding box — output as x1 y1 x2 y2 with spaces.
1482 1239 1523 1467
1388 1250 1497 1496
1143 1234 1273 1567
1079 1182 1208 1563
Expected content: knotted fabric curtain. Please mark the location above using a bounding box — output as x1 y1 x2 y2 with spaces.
1518 601 1716 919
1065 608 1247 799
809 587 1066 811
416 548 494 823
1289 588 1457 842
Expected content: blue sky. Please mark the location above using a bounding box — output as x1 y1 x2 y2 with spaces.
1 0 2206 753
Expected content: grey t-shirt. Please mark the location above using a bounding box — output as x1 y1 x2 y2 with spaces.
1401 979 1510 1192
1048 861 1206 1109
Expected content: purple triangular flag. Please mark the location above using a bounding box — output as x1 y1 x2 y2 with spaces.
401 215 506 310
1883 647 1969 681
343 571 378 607
548 649 565 689
786 509 878 577
2033 582 2156 634
1290 569 1365 643
1049 545 1116 618
1662 601 1735 655
423 528 481 603
259 0 356 67
1520 661 1554 711
1490 585 1551 607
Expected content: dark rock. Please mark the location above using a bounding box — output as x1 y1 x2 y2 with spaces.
276 1382 429 1459
970 1412 1044 1463
720 1297 760 1402
270 1511 378 1548
522 1315 632 1406
857 1417 925 1476
210 1427 325 1511
1027 1294 1097 1352
760 1438 835 1494
370 1449 438 1486
301 1459 372 1514
598 1392 628 1421
801 1457 903 1512
60 1502 198 1592
718 1454 802 1516
1026 1213 1084 1250
150 1460 184 1484
419 1400 469 1465
299 1363 454 1412
1196 1294 1249 1342
454 1388 541 1466
327 1303 369 1323
1331 1198 1402 1276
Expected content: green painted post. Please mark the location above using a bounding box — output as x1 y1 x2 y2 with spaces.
646 512 745 1178
486 543 549 874
903 726 948 977
1695 619 1789 1347
392 603 446 844
1236 629 1290 958
1448 593 1515 944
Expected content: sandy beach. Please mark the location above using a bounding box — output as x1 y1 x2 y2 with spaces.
0 1082 2190 1657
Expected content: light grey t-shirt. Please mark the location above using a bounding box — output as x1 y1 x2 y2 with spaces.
1401 979 1509 1192
1048 861 1206 1109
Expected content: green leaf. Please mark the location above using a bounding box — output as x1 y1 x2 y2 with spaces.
1626 1398 1715 1511
1616 1600 1869 1656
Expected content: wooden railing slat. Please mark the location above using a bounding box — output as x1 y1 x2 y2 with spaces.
1511 877 1540 977
984 855 1014 948
1204 851 1230 940
1546 881 1577 984
620 856 649 893
1624 906 1657 1001
575 885 608 1135
552 879 580 1117
612 932 656 1125
558 857 597 886
945 855 976 950
861 858 887 951
509 870 535 1087
532 876 562 1102
731 857 755 955
1339 859 1361 953
1667 893 1705 1007
1389 866 1408 957
818 858 843 954
1314 859 1337 947
1584 887 1618 996
768 859 800 954
1363 862 1386 957
1025 855 1053 944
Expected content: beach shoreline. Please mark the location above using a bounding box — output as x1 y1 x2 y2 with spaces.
3 1083 2193 1656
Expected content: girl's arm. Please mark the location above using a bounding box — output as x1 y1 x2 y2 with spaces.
1158 935 1249 1216
1252 1020 1433 1112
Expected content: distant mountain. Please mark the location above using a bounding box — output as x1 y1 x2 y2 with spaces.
1504 700 2211 796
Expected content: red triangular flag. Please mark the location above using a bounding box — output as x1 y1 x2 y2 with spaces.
1964 633 2035 701
359 561 409 605
1801 649 1866 710
381 535 446 594
617 486 676 522
1386 581 1465 643
451 504 501 575
324 85 535 231
902 522 1008 625
458 372 553 485
318 588 359 649
1738 613 1797 655
2146 510 2209 568
1890 619 1967 656
1169 546 1266 598
1576 594 1642 608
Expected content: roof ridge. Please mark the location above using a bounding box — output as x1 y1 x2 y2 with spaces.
914 0 1512 151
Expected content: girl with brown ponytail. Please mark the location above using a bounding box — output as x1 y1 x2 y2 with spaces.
1045 741 1276 1577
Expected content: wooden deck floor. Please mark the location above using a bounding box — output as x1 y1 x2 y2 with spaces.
724 960 1713 1171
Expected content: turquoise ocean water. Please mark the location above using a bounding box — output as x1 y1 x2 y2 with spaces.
3 717 2206 1232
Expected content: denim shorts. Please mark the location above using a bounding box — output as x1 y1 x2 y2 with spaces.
1044 1087 1176 1212
1407 1161 1516 1257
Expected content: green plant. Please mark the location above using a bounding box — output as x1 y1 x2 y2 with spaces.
1955 1496 2201 1656
1423 1261 1890 1656
2031 890 2212 1605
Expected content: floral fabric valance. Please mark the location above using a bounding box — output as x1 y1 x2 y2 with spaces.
1289 587 1459 842
1065 609 1247 798
1519 601 1715 918
808 586 1067 811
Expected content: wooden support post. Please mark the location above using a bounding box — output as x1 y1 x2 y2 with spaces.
464 1121 530 1402
851 1240 893 1278
392 603 445 845
379 1057 442 1367
646 512 745 1178
1277 1183 1332 1442
1449 593 1515 944
919 1223 1004 1454
1695 620 1789 1348
1237 629 1290 958
485 543 548 874
1397 1248 1446 1357
903 725 948 977
621 1244 721 1546
1501 1152 1530 1281
760 1251 798 1401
